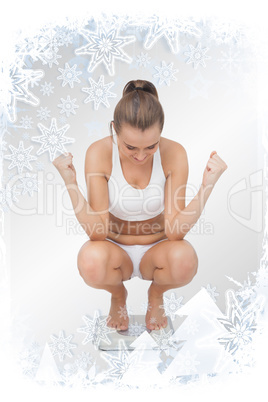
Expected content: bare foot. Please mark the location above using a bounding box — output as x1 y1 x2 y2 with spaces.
145 283 168 330
106 285 129 331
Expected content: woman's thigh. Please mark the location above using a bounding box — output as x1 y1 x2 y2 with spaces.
77 239 134 281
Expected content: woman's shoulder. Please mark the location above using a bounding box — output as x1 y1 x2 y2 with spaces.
85 136 113 178
160 136 187 166
160 136 186 152
90 135 114 150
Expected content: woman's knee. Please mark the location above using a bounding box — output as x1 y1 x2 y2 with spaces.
77 241 109 283
168 241 198 285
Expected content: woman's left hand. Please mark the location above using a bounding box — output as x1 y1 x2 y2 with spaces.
202 151 228 190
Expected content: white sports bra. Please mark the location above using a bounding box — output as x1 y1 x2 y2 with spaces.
108 134 166 221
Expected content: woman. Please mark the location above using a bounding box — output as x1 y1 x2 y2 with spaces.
52 79 228 332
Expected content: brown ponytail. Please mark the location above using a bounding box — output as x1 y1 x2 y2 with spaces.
109 79 164 143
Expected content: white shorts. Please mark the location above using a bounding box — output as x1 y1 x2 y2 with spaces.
105 238 168 279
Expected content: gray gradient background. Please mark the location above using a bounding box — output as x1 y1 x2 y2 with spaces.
4 20 264 351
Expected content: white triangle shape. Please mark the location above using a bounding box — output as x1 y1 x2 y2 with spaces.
35 343 62 382
176 288 225 318
129 330 159 349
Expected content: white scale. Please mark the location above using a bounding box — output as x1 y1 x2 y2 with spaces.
98 315 174 351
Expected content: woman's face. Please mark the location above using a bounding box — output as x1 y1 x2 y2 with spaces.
113 122 161 164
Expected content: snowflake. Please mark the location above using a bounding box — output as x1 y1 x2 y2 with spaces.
140 300 152 314
99 13 130 32
150 316 157 324
101 339 143 380
184 43 211 69
161 292 183 320
40 81 54 96
151 328 177 355
217 289 264 355
232 342 257 372
1 171 16 185
22 132 30 141
17 26 65 67
49 330 77 362
37 107 51 121
82 75 117 110
75 24 136 76
209 19 245 46
0 61 44 123
54 27 74 47
0 137 7 157
58 95 79 117
136 52 151 68
15 35 47 67
17 173 40 196
142 15 202 54
0 112 10 139
255 266 268 288
183 318 200 335
20 115 33 129
217 48 243 74
26 71 43 88
57 62 82 88
19 345 40 378
174 350 200 375
62 362 78 378
33 118 75 161
40 26 63 52
63 17 89 36
203 284 220 302
74 351 94 370
59 115 67 124
61 364 79 388
128 322 145 337
77 310 116 350
35 160 45 171
39 45 62 68
0 183 20 212
4 140 37 174
117 304 128 320
185 71 213 100
153 60 179 86
226 274 257 305
28 341 41 355
61 366 95 389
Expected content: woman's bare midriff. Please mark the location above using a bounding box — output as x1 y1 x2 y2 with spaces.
107 211 168 245
103 134 171 245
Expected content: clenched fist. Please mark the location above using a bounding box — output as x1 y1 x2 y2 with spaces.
52 152 77 185
202 151 228 189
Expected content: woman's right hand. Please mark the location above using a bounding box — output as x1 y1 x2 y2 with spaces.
201 151 228 189
52 152 77 185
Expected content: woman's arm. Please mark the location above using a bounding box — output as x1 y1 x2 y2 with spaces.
65 180 108 240
166 184 213 241
53 151 108 240
165 147 228 241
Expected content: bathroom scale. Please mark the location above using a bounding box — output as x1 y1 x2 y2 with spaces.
98 314 174 351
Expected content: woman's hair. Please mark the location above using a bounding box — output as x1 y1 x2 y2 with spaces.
109 79 164 142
